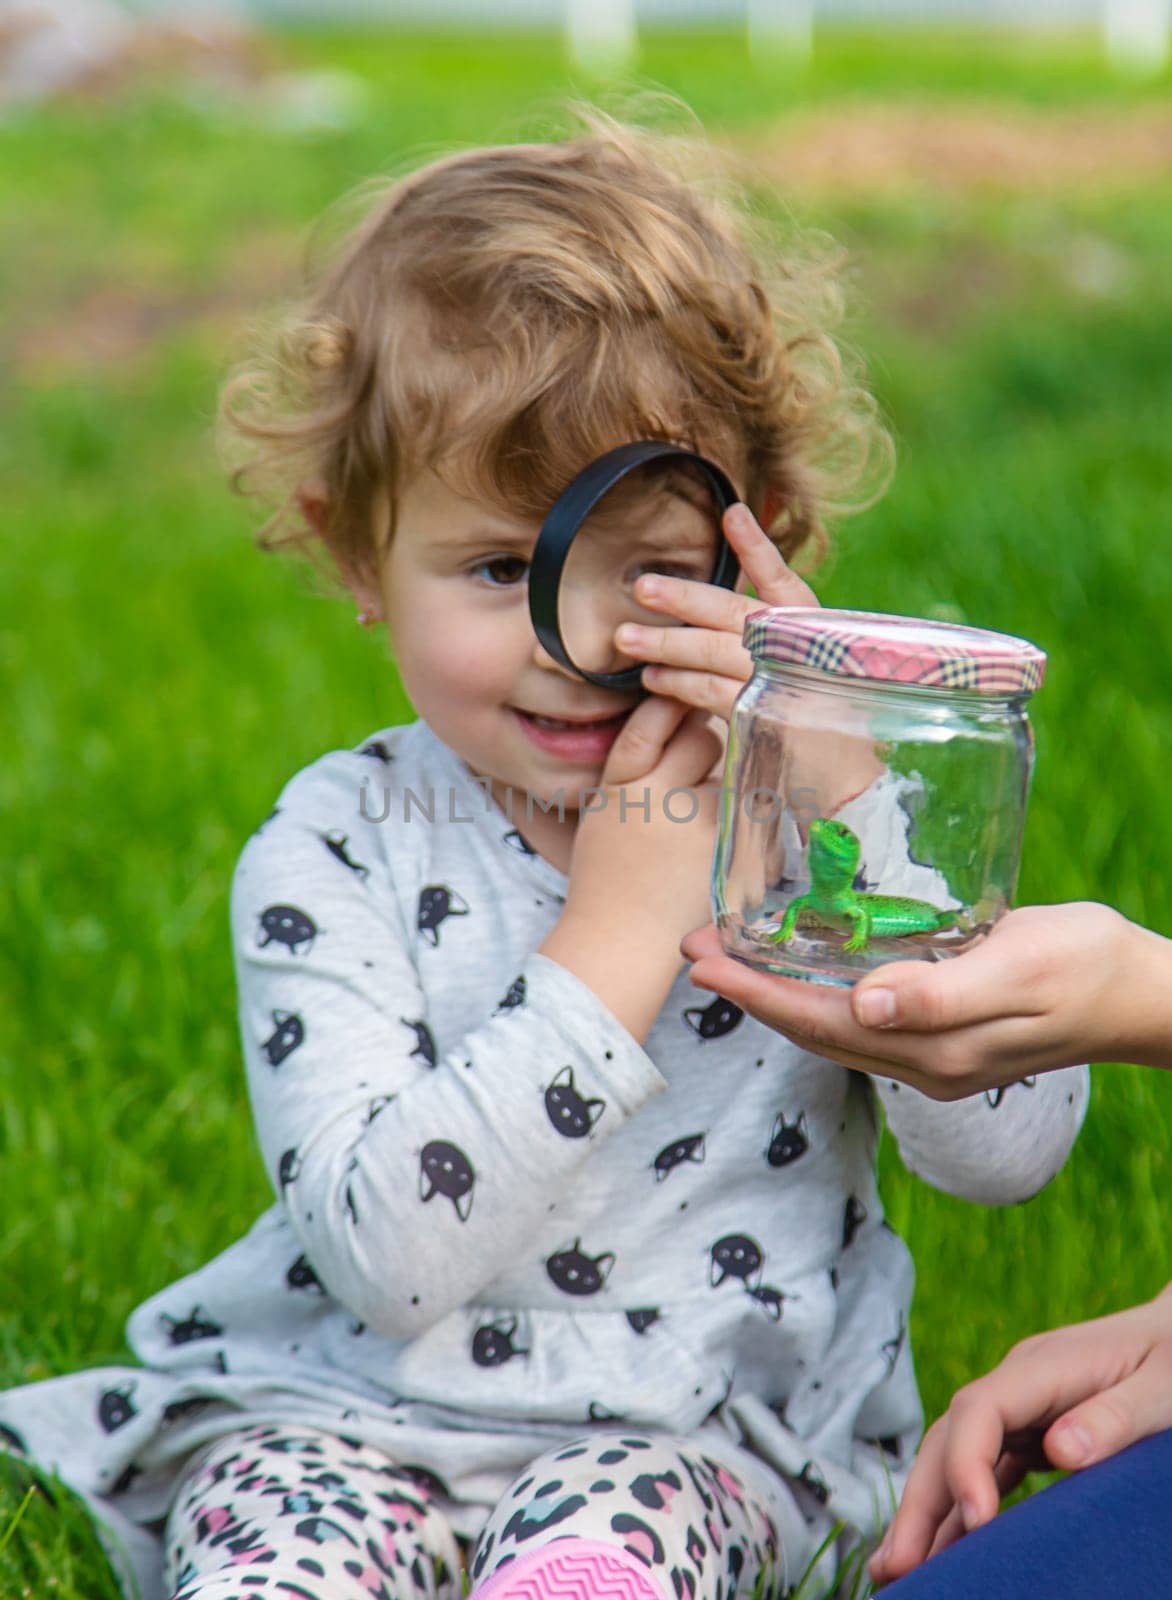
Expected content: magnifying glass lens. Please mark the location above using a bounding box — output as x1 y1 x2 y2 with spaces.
528 440 740 692
557 461 722 677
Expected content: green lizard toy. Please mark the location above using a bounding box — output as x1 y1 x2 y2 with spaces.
767 817 959 954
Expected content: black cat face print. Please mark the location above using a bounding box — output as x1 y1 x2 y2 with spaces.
746 1284 788 1321
400 1017 437 1069
158 1306 224 1345
546 1240 615 1296
653 1134 706 1182
842 1195 867 1249
682 998 744 1041
985 1076 1037 1109
286 1256 326 1295
626 1308 660 1334
495 975 526 1014
419 1141 475 1221
416 886 470 946
262 1010 304 1068
257 906 317 955
471 1316 528 1367
97 1384 137 1433
881 1313 907 1378
766 1113 808 1168
707 1235 789 1317
358 739 393 762
709 1234 763 1290
544 1068 605 1139
321 831 370 881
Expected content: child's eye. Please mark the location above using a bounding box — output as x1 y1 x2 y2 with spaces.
469 555 530 588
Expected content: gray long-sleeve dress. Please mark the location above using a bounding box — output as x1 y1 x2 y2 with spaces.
0 718 1090 1600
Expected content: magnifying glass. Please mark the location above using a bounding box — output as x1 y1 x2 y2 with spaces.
527 440 741 694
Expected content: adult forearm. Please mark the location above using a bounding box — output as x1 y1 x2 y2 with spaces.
1121 920 1172 1069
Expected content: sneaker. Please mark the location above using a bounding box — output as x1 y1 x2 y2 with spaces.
469 1539 668 1600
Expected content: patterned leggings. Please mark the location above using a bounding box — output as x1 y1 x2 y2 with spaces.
163 1424 786 1600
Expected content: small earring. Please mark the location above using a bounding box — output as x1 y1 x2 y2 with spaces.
357 608 374 626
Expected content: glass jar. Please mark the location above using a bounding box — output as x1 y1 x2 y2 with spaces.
712 608 1046 988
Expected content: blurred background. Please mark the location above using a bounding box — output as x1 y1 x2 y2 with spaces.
2 2 1171 1589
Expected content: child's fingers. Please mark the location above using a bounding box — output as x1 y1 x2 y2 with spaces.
723 502 819 609
629 570 765 636
655 707 726 793
601 693 690 787
638 665 744 725
617 618 751 684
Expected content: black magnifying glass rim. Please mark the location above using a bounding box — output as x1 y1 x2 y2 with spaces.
528 440 742 693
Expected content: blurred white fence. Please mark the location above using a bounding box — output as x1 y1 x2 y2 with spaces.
227 0 1147 17
127 0 1172 73
222 0 1172 74
11 0 1165 116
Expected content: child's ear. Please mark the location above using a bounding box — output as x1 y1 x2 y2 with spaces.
758 483 786 532
297 480 383 622
296 478 330 536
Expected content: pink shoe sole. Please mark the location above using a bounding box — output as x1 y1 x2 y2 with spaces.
470 1539 667 1600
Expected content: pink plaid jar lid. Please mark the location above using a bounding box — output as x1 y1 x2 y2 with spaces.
742 607 1046 695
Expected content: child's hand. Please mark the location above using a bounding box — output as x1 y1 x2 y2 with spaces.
679 903 1172 1098
539 696 724 1045
869 1284 1172 1585
563 693 724 945
613 502 818 724
615 501 883 814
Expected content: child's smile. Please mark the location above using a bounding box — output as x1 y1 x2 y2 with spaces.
510 705 632 764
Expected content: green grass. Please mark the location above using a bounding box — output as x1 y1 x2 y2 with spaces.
2 24 1172 1599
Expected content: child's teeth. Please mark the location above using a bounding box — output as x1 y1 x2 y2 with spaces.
534 715 607 730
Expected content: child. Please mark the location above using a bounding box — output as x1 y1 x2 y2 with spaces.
0 108 1089 1600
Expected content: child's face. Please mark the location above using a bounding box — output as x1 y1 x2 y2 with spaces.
372 467 710 834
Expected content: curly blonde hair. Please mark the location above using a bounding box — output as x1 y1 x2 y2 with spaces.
219 101 890 597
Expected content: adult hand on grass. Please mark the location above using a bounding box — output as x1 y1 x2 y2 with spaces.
679 904 1172 1100
868 1283 1172 1585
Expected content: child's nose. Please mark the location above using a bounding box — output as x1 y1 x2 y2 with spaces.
544 588 642 678
530 635 579 677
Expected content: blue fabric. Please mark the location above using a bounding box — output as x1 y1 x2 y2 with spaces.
881 1426 1172 1598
